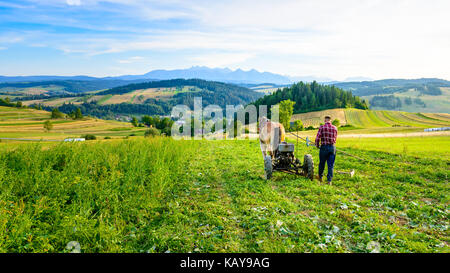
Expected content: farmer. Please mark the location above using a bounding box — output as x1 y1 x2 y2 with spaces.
315 116 338 185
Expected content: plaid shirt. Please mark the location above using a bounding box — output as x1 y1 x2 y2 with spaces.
315 122 337 147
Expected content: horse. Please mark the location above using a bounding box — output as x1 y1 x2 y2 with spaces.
259 116 285 159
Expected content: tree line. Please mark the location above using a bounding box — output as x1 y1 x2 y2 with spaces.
252 81 368 115
370 95 426 109
97 78 262 109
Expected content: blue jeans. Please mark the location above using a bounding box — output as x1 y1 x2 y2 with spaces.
319 145 336 182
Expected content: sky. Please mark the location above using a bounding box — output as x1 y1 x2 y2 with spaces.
0 0 449 81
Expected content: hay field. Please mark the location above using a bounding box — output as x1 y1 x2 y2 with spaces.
0 106 146 140
291 108 450 129
291 109 348 127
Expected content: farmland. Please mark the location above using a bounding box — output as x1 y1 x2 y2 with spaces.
0 105 449 253
0 136 448 253
16 86 201 108
0 106 146 140
291 108 450 131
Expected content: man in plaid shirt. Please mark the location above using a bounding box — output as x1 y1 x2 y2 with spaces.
315 116 338 184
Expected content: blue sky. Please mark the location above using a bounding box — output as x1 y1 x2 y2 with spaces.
0 0 449 80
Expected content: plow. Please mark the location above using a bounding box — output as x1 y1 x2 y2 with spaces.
263 142 314 180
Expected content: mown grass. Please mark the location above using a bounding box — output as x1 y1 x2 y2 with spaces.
338 136 450 160
0 137 448 253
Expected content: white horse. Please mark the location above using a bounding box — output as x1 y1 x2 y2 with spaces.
259 116 286 159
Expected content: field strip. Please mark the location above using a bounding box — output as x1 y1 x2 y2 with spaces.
0 137 62 141
338 131 450 138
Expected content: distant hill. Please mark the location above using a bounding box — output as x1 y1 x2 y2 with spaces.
0 66 292 85
288 75 334 83
24 79 264 119
333 78 450 96
96 79 262 106
0 79 151 94
332 78 450 113
252 81 368 115
0 75 99 83
135 66 292 85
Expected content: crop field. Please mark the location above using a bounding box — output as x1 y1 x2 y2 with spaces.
16 86 208 107
100 86 201 105
0 106 146 140
292 109 347 127
292 108 450 130
0 136 448 253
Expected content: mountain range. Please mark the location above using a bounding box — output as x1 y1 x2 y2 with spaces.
0 66 386 86
0 66 291 85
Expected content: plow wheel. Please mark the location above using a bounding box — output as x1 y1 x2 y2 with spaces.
264 155 273 180
303 154 314 181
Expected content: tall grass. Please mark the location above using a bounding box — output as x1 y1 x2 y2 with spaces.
0 138 197 252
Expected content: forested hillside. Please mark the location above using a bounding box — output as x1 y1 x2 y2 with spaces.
96 78 262 109
252 81 368 114
0 79 149 94
334 78 450 96
34 79 263 119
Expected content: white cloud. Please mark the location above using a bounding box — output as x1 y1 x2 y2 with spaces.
66 0 81 6
5 0 450 79
189 52 255 68
118 56 145 64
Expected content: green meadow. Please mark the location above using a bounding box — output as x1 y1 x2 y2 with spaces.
0 136 448 253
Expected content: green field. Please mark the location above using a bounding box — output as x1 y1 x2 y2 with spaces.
292 108 450 131
0 105 449 253
0 106 147 140
0 137 448 253
338 136 449 160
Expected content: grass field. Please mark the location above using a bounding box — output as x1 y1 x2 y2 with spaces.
292 108 450 131
0 106 146 140
0 105 448 253
19 86 203 107
0 137 448 253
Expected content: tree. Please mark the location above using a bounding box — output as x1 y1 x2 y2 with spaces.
332 119 340 127
51 108 64 119
15 101 23 108
279 100 295 131
74 108 83 119
253 81 368 114
144 128 160 137
141 115 154 127
43 120 53 132
404 97 412 105
82 134 96 140
131 116 139 127
293 120 304 131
